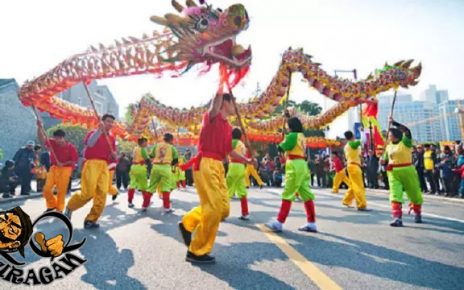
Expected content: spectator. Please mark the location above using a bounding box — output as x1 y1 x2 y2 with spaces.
184 149 194 186
0 160 18 198
116 152 131 191
40 149 51 171
431 144 442 193
314 154 325 187
366 149 379 189
414 145 427 193
33 145 47 192
13 141 36 195
438 146 454 196
424 144 437 194
453 147 464 198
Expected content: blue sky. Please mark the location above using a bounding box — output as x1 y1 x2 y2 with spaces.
1 0 463 136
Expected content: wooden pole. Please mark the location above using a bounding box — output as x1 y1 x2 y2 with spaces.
382 89 398 156
230 91 253 157
82 82 116 156
31 106 62 166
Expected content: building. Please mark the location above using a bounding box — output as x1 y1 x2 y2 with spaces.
439 100 463 141
0 79 36 163
420 84 449 104
42 80 119 129
377 93 443 143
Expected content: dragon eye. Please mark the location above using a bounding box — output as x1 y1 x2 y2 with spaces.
234 16 242 27
196 18 209 31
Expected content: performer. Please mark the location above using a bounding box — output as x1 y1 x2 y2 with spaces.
107 162 118 201
65 114 117 229
178 93 250 264
127 137 149 208
265 117 318 233
37 127 78 213
382 117 423 227
331 151 350 194
175 155 187 190
146 133 178 213
226 128 250 220
245 152 264 188
341 130 368 210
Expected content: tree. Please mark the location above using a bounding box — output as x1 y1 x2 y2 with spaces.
0 148 3 161
117 139 136 156
46 124 89 154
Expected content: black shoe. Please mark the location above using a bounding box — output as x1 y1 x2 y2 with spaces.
186 251 215 264
259 185 263 189
2 193 12 198
84 220 100 229
178 222 192 247
390 218 403 227
357 208 371 212
112 193 118 201
20 192 30 196
414 215 422 223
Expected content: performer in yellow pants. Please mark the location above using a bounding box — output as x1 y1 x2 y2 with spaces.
245 161 264 188
65 114 117 229
331 151 349 193
37 127 78 213
178 93 250 264
341 130 368 210
107 163 118 200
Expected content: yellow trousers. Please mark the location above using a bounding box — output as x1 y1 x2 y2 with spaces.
245 164 264 187
332 169 350 193
182 157 229 256
108 170 118 196
342 164 367 209
42 166 73 212
67 160 109 222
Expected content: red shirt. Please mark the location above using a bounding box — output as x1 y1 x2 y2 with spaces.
46 139 78 168
332 155 344 172
198 112 232 160
83 129 116 163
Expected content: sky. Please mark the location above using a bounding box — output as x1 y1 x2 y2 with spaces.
1 0 463 138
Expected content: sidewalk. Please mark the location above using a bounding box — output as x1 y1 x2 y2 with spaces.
366 187 464 204
0 180 81 205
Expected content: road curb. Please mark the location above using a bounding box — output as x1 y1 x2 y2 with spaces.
0 193 43 205
366 188 464 204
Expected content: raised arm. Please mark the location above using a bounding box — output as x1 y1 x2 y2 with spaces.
208 93 224 121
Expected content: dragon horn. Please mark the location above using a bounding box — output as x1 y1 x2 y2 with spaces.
394 60 404 67
186 0 198 7
412 62 422 76
165 13 190 26
171 0 185 12
366 73 373 80
150 15 168 26
401 59 414 69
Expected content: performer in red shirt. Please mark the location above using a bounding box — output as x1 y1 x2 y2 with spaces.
178 93 250 264
65 114 117 229
331 151 350 194
37 127 78 212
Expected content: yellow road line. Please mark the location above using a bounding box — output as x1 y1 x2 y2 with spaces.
257 224 342 290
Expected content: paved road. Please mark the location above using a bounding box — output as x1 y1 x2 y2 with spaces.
0 186 463 290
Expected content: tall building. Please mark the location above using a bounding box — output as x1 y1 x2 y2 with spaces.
377 93 442 143
42 80 119 129
0 79 36 163
439 100 463 141
420 84 449 104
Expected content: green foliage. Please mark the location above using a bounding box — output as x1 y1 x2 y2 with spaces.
46 124 89 154
0 148 3 161
124 104 135 126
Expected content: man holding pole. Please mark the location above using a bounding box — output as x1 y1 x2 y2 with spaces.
65 114 117 229
178 92 251 264
37 126 78 213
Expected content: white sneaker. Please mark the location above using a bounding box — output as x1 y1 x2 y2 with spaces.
162 208 174 215
265 220 283 232
298 222 318 233
239 215 250 221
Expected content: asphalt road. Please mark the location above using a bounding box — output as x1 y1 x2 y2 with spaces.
0 185 463 290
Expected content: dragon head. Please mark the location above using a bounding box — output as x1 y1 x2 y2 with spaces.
151 0 252 68
377 59 422 88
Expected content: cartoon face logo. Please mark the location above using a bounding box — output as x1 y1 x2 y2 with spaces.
0 207 33 262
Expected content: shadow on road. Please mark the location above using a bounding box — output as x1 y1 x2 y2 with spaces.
285 231 463 289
